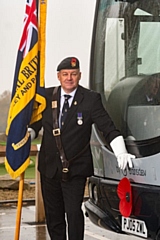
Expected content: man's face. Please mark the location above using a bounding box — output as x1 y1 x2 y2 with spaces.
57 69 81 93
148 78 160 97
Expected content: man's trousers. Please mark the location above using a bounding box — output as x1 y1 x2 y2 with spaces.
40 174 86 240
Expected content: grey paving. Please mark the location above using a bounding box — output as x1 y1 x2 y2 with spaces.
0 203 144 240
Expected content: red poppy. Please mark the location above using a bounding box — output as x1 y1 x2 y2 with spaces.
71 58 76 67
117 177 132 217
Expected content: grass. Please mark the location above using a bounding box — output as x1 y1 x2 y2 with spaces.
25 156 36 179
0 163 7 175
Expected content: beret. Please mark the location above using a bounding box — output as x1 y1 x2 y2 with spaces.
57 57 80 71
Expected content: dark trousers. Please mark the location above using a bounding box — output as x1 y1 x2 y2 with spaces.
40 174 86 240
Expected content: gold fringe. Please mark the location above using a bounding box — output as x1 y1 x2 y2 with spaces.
4 157 30 179
39 0 47 87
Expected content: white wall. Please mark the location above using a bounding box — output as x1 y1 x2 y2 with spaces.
0 0 96 94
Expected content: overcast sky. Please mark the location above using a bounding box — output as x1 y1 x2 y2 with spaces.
0 0 96 94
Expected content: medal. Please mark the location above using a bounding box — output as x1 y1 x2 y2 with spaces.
77 113 83 125
78 119 83 125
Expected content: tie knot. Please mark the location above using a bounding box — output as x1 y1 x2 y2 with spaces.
64 95 71 101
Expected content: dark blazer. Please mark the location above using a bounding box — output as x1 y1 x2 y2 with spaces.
30 85 121 179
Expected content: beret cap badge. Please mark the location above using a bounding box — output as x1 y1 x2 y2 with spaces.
71 58 77 67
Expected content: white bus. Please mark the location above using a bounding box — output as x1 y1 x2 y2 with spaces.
85 0 160 239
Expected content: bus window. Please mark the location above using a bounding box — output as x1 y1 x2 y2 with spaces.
127 74 160 140
104 18 125 97
90 0 160 145
137 23 160 75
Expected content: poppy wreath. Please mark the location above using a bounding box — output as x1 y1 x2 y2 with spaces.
117 177 132 217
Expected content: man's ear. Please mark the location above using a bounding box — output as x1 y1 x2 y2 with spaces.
57 72 60 80
79 72 82 80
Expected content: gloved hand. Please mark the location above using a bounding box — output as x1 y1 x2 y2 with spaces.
110 136 135 170
117 153 135 170
28 128 36 141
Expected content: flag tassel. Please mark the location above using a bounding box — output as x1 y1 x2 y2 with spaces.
14 172 25 240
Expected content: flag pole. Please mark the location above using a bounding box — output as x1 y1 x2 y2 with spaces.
14 172 25 240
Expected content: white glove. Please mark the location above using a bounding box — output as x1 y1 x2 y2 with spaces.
28 128 36 141
110 136 135 170
116 153 135 170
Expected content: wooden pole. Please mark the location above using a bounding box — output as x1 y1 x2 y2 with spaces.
35 145 45 222
14 172 25 240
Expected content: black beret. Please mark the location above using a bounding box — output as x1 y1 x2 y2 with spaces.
57 57 80 71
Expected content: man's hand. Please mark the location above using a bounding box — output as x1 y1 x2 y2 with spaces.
110 135 136 170
28 128 36 141
117 153 135 170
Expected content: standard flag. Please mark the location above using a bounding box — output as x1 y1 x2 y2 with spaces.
5 0 47 179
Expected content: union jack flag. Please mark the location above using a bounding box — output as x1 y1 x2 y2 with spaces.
5 0 47 179
19 0 38 56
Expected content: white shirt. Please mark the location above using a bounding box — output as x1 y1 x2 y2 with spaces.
59 87 77 126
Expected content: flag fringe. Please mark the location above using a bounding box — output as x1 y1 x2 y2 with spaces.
39 0 47 87
5 157 30 179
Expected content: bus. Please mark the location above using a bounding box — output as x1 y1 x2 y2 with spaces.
84 0 160 239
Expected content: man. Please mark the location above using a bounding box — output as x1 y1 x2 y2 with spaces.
129 74 160 106
29 57 135 240
143 74 160 105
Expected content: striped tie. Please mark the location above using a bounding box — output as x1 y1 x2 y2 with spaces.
61 95 71 127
